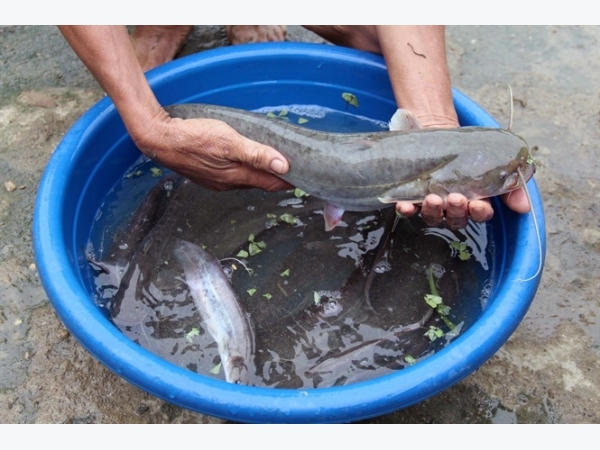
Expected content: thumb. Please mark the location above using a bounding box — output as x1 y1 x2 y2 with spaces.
237 139 289 176
501 188 531 214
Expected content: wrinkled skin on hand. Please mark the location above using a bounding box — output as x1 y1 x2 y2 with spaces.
134 115 292 193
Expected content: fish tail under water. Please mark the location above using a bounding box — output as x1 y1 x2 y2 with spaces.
362 208 398 312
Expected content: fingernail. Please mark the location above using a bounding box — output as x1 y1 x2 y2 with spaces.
270 158 285 174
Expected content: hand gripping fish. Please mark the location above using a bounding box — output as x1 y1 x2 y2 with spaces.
165 104 535 231
173 239 256 384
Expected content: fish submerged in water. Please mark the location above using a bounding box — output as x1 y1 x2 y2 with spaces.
166 103 536 231
173 239 256 384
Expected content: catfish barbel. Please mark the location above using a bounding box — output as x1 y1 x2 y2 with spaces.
173 239 256 384
165 103 535 230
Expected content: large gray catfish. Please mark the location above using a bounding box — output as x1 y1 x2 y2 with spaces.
165 103 535 230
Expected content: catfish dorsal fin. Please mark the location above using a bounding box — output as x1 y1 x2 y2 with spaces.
388 109 422 131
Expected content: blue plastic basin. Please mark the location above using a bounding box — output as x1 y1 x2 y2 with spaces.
33 43 545 423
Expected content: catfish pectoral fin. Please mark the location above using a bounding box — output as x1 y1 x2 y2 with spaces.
377 178 432 205
378 195 422 205
378 196 401 205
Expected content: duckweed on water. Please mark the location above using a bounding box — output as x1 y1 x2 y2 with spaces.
294 188 310 198
425 265 457 332
342 92 359 108
150 167 163 177
425 326 444 341
450 241 472 261
185 327 200 343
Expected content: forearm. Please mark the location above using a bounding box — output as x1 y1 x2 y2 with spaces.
376 26 458 128
58 26 167 145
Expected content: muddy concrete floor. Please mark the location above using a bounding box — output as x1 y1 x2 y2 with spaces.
0 25 598 424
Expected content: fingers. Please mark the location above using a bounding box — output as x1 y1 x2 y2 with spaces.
395 201 419 218
501 188 531 214
150 117 293 193
236 138 289 177
444 194 470 229
406 194 494 230
468 198 494 222
420 194 444 226
227 137 291 192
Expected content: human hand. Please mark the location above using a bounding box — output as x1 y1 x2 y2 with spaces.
393 116 531 230
133 114 292 192
396 190 530 230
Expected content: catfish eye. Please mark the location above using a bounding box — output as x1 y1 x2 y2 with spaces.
500 171 508 180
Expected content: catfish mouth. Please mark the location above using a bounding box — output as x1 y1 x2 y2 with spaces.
504 163 535 191
504 163 535 192
520 162 536 183
504 145 536 191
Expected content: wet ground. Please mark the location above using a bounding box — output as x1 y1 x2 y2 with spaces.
0 25 598 423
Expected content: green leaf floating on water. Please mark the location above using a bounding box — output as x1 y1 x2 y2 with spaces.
248 242 262 256
247 288 257 296
267 110 290 121
125 170 143 179
280 269 290 277
150 167 163 177
244 234 266 256
265 212 301 226
424 294 443 308
342 92 359 107
279 213 298 225
404 355 416 365
236 249 249 258
210 362 221 375
263 293 273 300
185 327 200 343
436 304 452 316
298 117 309 125
294 188 309 198
450 241 472 261
314 291 321 305
424 266 456 330
424 326 444 341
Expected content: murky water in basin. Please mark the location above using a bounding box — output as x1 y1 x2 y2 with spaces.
85 106 495 388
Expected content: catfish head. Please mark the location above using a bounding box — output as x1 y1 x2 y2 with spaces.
426 134 536 201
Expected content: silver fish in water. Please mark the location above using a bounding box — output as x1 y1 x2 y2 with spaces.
173 239 256 385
